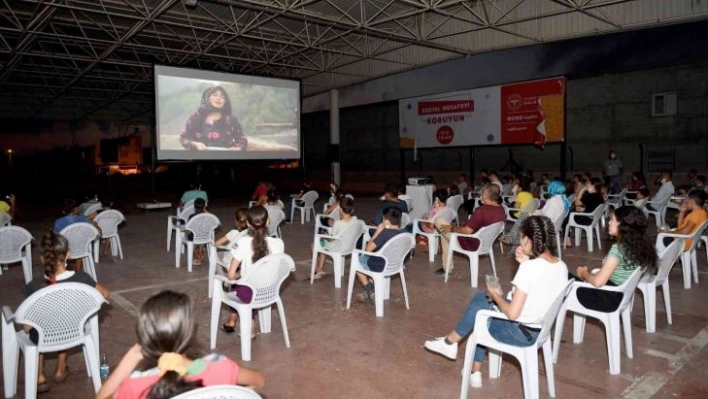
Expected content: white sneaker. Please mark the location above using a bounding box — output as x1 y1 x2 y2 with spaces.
424 337 458 360
470 371 483 388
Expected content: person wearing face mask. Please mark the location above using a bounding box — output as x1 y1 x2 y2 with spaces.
180 86 248 151
603 150 624 195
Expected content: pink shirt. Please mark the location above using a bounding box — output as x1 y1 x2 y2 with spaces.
115 354 240 399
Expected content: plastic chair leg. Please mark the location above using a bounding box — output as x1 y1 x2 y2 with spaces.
277 299 291 348
520 351 540 399
644 284 656 333
681 253 691 289
238 309 253 361
21 258 31 284
428 237 437 262
175 235 182 268
309 250 318 285
384 277 391 300
489 251 497 278
605 315 621 375
2 327 19 397
116 235 124 259
662 281 673 325
187 243 194 273
209 287 221 349
259 307 272 334
469 254 480 289
542 341 556 397
400 271 410 310
84 336 102 392
345 263 357 310
552 306 567 363
572 314 586 344
460 337 476 399
167 221 172 251
575 227 581 248
621 309 633 359
333 256 343 289
373 276 385 317
691 251 699 284
587 227 594 253
24 347 39 399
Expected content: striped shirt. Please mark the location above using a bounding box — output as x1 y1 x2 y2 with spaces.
605 244 639 285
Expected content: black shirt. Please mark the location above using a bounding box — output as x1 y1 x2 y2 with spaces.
24 271 97 298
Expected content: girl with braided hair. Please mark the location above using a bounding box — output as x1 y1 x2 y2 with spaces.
96 291 265 399
424 215 568 389
23 231 110 394
180 86 248 151
221 206 284 336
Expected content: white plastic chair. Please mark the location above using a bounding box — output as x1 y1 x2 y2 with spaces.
167 204 195 251
2 283 107 399
60 223 100 281
267 209 285 238
93 210 125 262
171 385 263 399
412 208 457 263
444 222 504 286
552 267 645 375
666 196 684 212
399 195 413 214
0 226 33 283
563 204 606 252
82 202 102 217
290 190 319 224
0 210 11 227
461 281 573 399
446 195 464 225
346 233 414 317
313 213 337 238
210 254 295 361
636 239 683 333
311 220 365 288
176 213 220 273
605 188 627 215
643 195 671 228
207 230 250 299
656 219 708 289
553 208 570 261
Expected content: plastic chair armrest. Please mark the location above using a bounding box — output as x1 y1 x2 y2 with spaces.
572 280 624 293
657 232 691 241
352 248 375 257
315 234 338 241
474 309 510 326
2 306 14 323
214 275 241 285
568 211 592 224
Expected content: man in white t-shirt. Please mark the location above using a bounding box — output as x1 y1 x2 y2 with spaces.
488 172 504 194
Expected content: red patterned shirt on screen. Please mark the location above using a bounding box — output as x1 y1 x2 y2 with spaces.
180 112 248 150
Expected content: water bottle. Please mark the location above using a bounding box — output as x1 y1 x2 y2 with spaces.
99 352 110 381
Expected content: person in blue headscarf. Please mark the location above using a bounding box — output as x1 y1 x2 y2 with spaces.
536 179 571 234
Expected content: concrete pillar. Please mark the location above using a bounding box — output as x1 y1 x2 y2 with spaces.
330 89 341 185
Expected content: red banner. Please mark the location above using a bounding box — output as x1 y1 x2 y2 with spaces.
501 78 565 147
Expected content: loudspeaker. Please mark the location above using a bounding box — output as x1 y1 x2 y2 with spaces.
100 139 119 163
327 144 340 163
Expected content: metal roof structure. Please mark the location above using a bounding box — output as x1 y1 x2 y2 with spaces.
1 0 707 123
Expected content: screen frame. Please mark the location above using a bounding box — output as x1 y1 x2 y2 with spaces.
153 64 301 161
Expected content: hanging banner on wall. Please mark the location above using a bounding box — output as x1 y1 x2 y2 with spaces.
399 77 565 149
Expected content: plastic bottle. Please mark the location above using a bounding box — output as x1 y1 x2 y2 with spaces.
100 352 110 380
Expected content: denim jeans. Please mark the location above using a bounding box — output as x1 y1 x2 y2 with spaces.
453 292 539 363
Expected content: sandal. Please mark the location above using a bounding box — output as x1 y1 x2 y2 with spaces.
37 382 50 394
221 323 236 334
53 367 69 383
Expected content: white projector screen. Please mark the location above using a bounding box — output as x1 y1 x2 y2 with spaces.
154 65 300 161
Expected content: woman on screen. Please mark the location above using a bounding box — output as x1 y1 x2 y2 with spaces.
180 86 248 151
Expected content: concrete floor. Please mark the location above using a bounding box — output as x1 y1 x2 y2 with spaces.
1 198 708 399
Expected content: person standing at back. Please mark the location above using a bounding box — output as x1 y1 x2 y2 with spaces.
603 149 624 194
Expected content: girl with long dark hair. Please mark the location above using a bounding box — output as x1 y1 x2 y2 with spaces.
180 86 248 151
96 291 265 399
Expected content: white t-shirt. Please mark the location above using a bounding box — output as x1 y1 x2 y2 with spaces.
225 229 247 243
539 196 566 230
510 257 569 328
230 236 285 275
652 181 675 204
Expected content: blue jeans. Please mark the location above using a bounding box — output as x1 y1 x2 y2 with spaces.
454 292 539 363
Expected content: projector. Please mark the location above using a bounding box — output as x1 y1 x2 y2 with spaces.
408 177 433 185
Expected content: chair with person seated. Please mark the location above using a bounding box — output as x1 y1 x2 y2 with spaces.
643 195 671 228
411 208 457 263
655 219 708 289
444 221 505 287
0 226 33 283
605 188 627 218
2 283 108 399
171 385 263 399
346 233 414 317
267 209 286 239
60 223 100 281
461 281 573 399
207 230 250 299
290 190 319 224
0 210 11 227
82 202 103 218
167 203 195 251
553 208 570 261
635 238 683 333
210 254 296 361
93 210 125 262
563 204 606 253
552 267 645 375
446 195 465 225
176 213 220 273
311 220 365 288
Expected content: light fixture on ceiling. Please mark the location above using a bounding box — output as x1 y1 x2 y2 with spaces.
183 0 197 7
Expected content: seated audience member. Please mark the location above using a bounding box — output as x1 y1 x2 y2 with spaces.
326 182 341 206
662 190 708 249
424 216 567 389
572 174 584 197
646 170 675 212
456 174 469 196
533 173 550 197
509 174 523 198
501 175 513 196
688 168 698 186
372 183 409 225
633 187 650 209
53 199 93 233
694 175 708 193
186 198 208 265
500 180 534 245
263 189 286 227
435 184 506 276
629 171 647 192
571 206 656 312
355 207 405 302
488 172 503 194
96 291 265 399
418 189 451 239
284 181 313 223
0 193 15 219
564 178 605 247
25 231 110 394
251 179 269 204
535 179 571 233
448 185 460 198
313 197 358 280
214 208 249 248
179 183 208 208
222 206 284 335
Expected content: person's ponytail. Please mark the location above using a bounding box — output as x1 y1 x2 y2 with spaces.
39 230 68 285
145 371 203 399
247 206 270 263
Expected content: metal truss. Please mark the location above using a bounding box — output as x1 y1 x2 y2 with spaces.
0 0 706 123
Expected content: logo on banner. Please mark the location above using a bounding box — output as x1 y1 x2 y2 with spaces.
436 125 454 145
506 94 522 111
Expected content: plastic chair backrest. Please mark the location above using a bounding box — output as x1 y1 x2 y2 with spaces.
0 226 32 263
12 283 107 350
446 195 464 211
433 207 457 224
0 210 11 227
184 214 220 244
302 191 319 207
94 210 125 236
607 188 627 206
552 207 570 233
267 209 286 237
337 220 365 254
523 198 540 214
171 385 263 399
686 219 708 253
400 212 411 227
655 238 684 284
82 202 103 217
379 233 414 274
178 204 196 222
590 203 606 222
240 254 295 306
60 222 99 258
474 222 505 254
219 230 251 266
534 280 574 346
617 267 646 311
